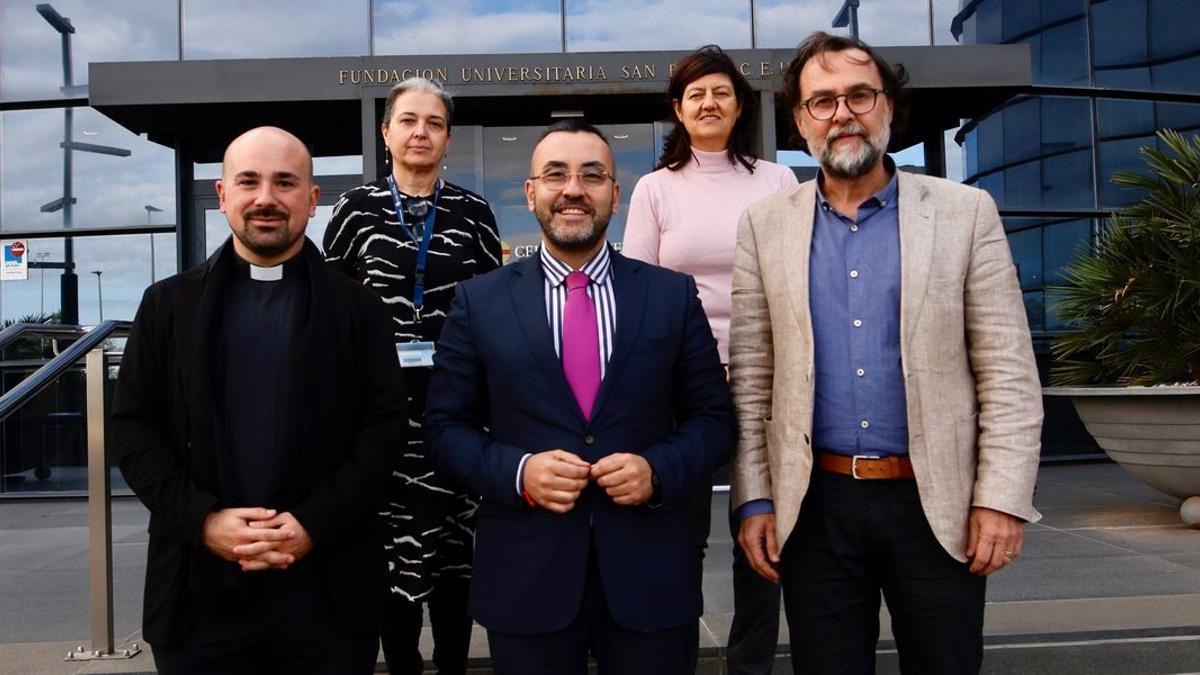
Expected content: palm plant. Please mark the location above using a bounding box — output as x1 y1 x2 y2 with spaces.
1050 129 1200 386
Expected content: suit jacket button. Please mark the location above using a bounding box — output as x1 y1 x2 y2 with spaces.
584 435 596 445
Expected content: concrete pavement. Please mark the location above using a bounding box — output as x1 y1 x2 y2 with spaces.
1 461 1198 673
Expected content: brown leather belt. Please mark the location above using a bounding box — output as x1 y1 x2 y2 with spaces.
817 452 915 480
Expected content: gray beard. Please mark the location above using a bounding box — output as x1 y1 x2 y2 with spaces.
818 123 890 179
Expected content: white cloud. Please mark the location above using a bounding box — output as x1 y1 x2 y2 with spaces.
0 0 178 100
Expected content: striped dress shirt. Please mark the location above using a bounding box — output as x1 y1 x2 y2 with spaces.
540 244 617 379
515 244 619 497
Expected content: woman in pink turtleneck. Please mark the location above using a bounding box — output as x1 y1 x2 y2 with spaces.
622 45 797 365
621 45 797 675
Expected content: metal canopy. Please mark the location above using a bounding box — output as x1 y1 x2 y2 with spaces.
88 44 1030 162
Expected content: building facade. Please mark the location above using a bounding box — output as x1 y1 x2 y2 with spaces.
954 0 1200 456
0 0 1194 493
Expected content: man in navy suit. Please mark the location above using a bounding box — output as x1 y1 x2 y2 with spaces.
425 119 735 674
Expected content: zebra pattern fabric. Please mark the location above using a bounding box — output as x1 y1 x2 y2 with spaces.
324 177 502 602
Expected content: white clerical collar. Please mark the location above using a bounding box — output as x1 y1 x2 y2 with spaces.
249 263 284 282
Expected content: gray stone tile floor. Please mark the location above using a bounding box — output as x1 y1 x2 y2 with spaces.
1 461 1198 674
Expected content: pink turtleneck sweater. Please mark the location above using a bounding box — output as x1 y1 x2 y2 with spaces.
622 148 798 363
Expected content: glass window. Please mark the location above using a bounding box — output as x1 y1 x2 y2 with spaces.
1091 0 1148 70
756 0 932 48
1150 53 1200 95
1040 97 1092 153
1148 0 1200 62
479 123 655 263
1001 98 1040 166
1006 227 1041 290
1097 98 1153 139
374 0 561 55
1098 135 1152 208
1097 99 1200 207
566 0 750 52
1032 19 1088 86
975 114 1004 174
1043 219 1091 286
1092 0 1200 94
0 107 177 233
1022 290 1044 332
182 0 368 59
0 233 177 325
0 0 178 102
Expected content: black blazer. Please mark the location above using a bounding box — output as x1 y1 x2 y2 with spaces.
425 251 735 635
112 240 407 645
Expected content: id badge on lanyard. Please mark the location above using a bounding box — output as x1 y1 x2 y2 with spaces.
396 341 436 368
386 176 441 320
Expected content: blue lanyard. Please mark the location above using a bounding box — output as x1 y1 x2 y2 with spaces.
386 176 440 310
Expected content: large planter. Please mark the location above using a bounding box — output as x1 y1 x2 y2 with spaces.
1045 386 1200 528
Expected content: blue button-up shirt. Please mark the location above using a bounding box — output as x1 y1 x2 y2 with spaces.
738 168 908 521
810 170 908 456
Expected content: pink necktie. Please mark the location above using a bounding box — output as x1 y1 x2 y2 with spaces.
562 270 600 420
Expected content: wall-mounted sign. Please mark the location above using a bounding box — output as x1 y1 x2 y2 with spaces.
2 240 28 281
336 61 790 87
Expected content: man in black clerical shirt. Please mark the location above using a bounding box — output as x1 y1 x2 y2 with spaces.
113 126 407 674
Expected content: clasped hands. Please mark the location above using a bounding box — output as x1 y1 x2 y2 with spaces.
201 508 313 573
523 449 654 513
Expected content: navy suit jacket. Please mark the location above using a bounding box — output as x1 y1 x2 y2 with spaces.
425 249 735 635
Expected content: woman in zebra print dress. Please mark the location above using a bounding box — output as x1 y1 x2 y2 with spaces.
324 77 501 675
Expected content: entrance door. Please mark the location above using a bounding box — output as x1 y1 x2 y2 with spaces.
479 123 659 264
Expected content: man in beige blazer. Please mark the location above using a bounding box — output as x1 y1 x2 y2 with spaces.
729 32 1043 674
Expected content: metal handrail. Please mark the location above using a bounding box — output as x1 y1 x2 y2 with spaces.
0 320 130 425
0 322 87 354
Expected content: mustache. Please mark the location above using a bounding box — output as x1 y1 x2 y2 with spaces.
552 198 594 215
826 122 868 142
243 207 288 220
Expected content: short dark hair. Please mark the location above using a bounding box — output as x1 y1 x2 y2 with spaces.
781 31 910 153
382 77 454 133
657 45 759 173
536 118 610 147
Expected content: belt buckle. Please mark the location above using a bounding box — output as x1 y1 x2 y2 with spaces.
851 454 881 479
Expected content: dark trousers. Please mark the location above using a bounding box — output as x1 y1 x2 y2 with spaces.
780 469 986 675
380 576 473 675
726 507 782 674
151 565 378 675
486 539 697 675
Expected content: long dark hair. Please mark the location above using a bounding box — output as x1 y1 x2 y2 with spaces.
656 45 758 173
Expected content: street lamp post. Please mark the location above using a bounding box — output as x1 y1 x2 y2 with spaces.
832 0 861 40
91 270 103 322
33 252 51 314
37 3 129 326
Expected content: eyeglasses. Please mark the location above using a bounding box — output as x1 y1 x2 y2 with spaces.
528 168 616 189
798 89 884 121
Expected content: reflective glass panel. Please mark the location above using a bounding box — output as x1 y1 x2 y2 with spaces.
756 0 932 48
0 0 178 101
953 0 1087 85
566 0 750 52
1006 227 1041 290
0 233 177 324
1092 0 1200 93
374 0 561 55
480 124 655 264
0 348 129 494
1097 99 1200 207
0 107 177 233
182 0 368 59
